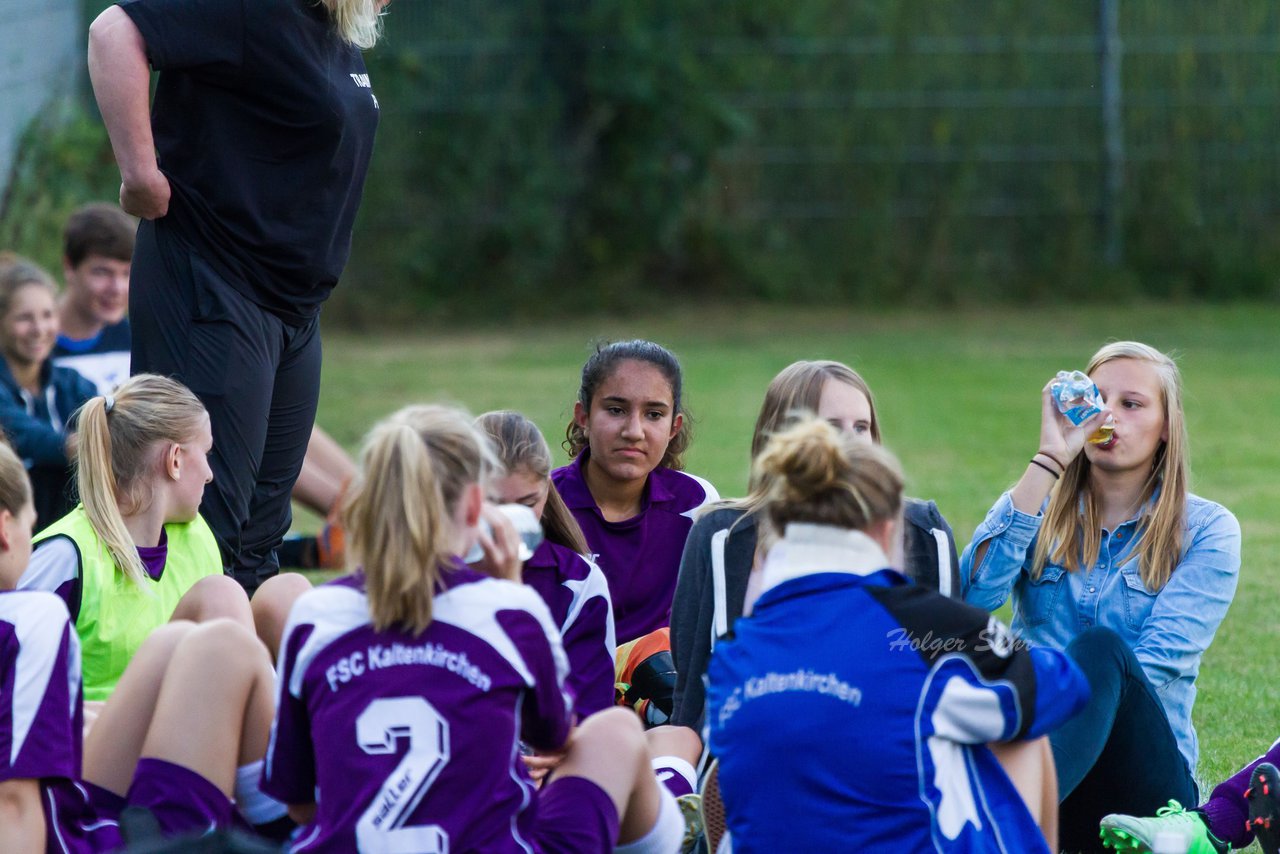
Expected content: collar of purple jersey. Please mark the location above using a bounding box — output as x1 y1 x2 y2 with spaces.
523 539 558 569
760 524 891 596
559 452 675 512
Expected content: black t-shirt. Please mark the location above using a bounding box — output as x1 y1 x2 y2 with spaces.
118 0 380 324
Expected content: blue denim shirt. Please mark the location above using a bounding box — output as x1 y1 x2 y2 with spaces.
960 491 1240 772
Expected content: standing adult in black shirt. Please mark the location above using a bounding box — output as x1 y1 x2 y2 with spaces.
87 0 387 592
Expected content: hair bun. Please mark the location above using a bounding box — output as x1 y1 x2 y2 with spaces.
757 418 850 503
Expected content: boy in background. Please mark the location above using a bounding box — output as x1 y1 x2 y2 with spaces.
52 203 134 395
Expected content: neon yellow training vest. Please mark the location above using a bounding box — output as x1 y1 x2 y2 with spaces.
33 506 223 701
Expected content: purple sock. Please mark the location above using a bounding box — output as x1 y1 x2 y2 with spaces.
1201 736 1280 848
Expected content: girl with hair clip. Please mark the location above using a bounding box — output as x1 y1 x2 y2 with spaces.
555 340 719 648
670 359 960 733
961 342 1241 853
263 403 686 854
705 417 1088 853
478 409 617 719
0 257 97 529
17 373 309 705
0 440 294 851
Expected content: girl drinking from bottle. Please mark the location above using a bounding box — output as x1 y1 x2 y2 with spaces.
479 409 617 718
961 341 1240 852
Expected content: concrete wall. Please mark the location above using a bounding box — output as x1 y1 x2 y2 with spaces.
0 1 82 197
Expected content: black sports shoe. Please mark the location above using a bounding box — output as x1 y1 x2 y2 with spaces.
1247 762 1280 854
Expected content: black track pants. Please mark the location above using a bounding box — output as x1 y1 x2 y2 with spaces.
129 219 321 594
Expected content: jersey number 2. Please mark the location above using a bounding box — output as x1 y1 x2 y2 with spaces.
356 696 451 853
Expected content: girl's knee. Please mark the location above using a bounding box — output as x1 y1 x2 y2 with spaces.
252 572 310 616
177 574 253 623
579 707 647 756
137 619 197 658
1066 625 1124 660
251 572 311 657
645 724 702 765
182 618 270 667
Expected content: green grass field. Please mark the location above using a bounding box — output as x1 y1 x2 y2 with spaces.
302 301 1280 816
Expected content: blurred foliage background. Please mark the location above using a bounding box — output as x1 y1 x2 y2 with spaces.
2 1 1279 321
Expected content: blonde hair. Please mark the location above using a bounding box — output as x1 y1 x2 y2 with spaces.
750 360 881 478
1032 341 1187 591
0 439 32 516
476 410 590 556
755 416 904 537
321 0 384 49
345 404 496 635
721 360 882 522
74 374 208 586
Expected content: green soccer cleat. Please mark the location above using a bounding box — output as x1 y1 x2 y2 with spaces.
1100 800 1230 853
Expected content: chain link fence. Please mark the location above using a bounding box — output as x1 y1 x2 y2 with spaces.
6 2 1280 312
350 0 1280 308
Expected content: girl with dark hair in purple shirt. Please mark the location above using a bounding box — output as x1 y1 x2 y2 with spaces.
554 340 719 647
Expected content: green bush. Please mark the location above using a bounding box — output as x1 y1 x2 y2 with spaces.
7 1 1280 318
0 105 118 275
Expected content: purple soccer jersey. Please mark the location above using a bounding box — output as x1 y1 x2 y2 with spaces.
263 567 576 853
552 455 718 644
0 590 124 853
522 540 616 718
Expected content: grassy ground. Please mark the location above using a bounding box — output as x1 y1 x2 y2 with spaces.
300 301 1280 809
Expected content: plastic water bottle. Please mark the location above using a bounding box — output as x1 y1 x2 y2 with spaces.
1050 370 1115 445
464 503 544 564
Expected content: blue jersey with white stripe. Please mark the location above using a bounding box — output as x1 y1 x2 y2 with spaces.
707 525 1089 853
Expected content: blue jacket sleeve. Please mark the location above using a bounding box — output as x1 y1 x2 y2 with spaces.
1131 503 1240 692
960 492 1045 611
0 392 67 466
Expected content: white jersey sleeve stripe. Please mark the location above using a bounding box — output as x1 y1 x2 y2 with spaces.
434 578 568 689
5 594 79 767
559 554 617 662
285 585 372 698
681 475 721 520
18 537 81 597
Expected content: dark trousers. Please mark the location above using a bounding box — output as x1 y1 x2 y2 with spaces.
30 463 75 531
1051 627 1198 853
129 220 321 594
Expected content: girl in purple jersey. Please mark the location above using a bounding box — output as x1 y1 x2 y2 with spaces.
554 340 718 743
479 410 617 719
479 409 704 844
264 404 684 854
0 439 291 852
555 341 718 649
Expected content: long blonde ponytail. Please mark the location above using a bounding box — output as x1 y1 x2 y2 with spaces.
74 374 207 586
345 404 496 634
